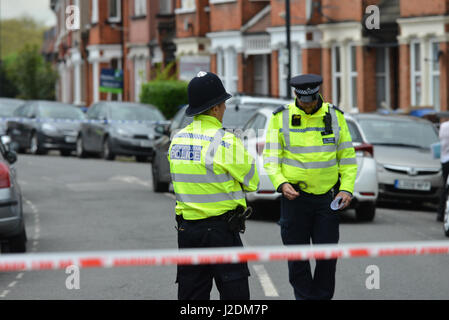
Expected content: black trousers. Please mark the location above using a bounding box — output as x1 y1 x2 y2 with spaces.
280 191 340 300
176 217 250 300
437 161 449 218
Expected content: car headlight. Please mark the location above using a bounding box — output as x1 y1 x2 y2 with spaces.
116 128 133 138
42 123 59 135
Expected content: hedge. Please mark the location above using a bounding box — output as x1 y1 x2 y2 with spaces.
140 80 189 120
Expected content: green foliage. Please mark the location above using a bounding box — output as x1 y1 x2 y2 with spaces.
6 45 58 100
0 17 47 58
152 61 179 81
140 80 188 119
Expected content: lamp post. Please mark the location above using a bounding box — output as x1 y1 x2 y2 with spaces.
285 0 291 99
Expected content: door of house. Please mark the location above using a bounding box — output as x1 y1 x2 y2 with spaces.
254 55 269 96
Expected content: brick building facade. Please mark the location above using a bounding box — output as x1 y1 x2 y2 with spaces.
50 0 449 113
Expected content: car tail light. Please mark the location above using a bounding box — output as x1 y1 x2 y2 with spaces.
0 163 11 189
257 190 275 194
360 192 375 196
355 143 374 158
256 141 265 155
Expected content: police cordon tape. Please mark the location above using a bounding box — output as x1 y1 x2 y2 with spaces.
0 117 167 125
1 241 449 272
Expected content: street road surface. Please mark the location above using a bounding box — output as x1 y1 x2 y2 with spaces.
0 154 448 300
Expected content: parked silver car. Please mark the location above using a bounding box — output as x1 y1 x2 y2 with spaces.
351 113 441 203
0 139 26 253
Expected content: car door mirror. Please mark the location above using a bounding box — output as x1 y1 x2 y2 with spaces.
5 151 17 165
155 122 171 136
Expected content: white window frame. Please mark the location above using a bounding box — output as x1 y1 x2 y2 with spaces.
429 39 441 111
217 48 225 84
108 0 122 23
159 0 172 14
331 44 342 106
134 58 147 102
254 55 269 96
278 48 288 98
410 39 422 106
134 0 147 17
226 48 238 94
375 47 390 109
181 0 196 10
91 0 99 24
348 44 358 109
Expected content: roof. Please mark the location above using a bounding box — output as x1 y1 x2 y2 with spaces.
241 5 271 34
350 112 434 124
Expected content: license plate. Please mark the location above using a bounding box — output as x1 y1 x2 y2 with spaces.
394 180 431 191
140 141 151 148
65 136 76 143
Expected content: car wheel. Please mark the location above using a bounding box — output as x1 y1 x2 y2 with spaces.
152 160 168 193
76 136 88 158
102 137 115 161
355 202 376 222
136 156 149 163
4 226 27 253
60 150 72 157
30 133 47 155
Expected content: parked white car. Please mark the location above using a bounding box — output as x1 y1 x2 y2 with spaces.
242 107 378 222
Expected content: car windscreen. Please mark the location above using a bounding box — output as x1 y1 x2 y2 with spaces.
109 105 165 122
0 100 24 117
38 104 86 120
357 118 439 149
222 106 261 129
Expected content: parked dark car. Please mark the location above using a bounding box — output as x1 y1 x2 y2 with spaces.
151 96 290 192
0 98 25 136
7 101 85 156
76 102 166 162
0 139 26 253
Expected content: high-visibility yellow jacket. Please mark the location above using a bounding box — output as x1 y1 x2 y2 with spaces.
263 99 357 195
168 115 259 220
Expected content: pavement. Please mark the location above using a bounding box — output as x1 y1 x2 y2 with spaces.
0 153 448 300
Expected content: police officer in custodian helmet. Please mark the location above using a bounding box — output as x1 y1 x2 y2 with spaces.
263 74 357 300
168 71 259 300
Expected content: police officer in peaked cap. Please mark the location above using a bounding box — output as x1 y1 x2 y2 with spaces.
168 71 259 300
263 74 358 300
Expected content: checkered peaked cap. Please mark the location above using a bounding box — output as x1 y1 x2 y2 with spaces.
290 74 323 96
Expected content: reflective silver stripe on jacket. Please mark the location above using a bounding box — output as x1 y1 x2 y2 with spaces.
339 158 357 165
337 141 354 151
176 190 245 203
171 172 233 184
282 158 338 169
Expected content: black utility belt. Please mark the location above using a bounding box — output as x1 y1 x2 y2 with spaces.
291 183 333 197
179 206 253 233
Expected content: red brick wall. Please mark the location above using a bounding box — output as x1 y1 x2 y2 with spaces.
271 50 279 97
399 44 411 110
88 0 122 45
321 47 332 102
356 46 377 112
302 48 321 75
210 0 268 32
321 0 364 22
176 0 210 38
210 54 217 74
400 0 449 17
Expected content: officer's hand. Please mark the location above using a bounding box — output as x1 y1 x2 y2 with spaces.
281 183 300 200
335 191 352 210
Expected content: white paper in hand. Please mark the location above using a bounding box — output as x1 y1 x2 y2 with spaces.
330 197 344 211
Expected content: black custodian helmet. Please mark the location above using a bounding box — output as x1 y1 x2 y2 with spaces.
185 71 232 117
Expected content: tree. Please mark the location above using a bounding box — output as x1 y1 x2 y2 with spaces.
8 45 58 100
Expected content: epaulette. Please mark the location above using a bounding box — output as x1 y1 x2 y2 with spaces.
273 105 287 115
332 104 344 115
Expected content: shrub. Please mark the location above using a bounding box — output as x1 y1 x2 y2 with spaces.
140 80 188 119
